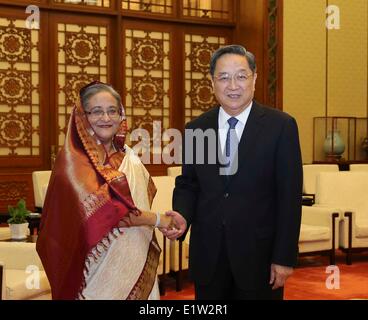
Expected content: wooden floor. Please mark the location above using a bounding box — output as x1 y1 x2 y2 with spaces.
161 251 368 300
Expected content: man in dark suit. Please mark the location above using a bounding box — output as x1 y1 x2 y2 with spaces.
163 45 302 300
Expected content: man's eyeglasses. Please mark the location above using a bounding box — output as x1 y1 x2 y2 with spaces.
85 108 122 120
213 71 253 84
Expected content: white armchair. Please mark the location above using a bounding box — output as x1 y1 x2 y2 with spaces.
32 171 52 210
315 172 368 264
151 176 175 294
167 166 181 178
302 164 339 205
299 206 340 265
0 241 51 300
349 164 368 171
0 227 11 241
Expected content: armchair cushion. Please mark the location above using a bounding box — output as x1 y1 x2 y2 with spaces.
32 171 52 208
298 206 339 259
302 164 339 195
0 242 44 270
356 219 368 238
299 224 330 242
6 269 50 300
315 172 368 216
349 164 368 172
0 242 51 300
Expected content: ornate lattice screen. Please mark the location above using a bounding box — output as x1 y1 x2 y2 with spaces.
182 0 231 20
53 0 111 8
122 0 173 14
56 23 108 147
184 34 225 123
0 18 40 156
124 28 170 153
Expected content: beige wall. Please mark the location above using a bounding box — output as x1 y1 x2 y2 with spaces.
283 0 368 163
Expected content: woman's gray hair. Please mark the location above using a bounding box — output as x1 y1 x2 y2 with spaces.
209 44 257 77
80 83 122 110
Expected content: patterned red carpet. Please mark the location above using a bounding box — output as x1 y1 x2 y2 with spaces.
161 251 368 300
285 252 368 300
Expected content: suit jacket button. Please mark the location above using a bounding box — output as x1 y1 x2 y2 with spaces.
224 193 229 198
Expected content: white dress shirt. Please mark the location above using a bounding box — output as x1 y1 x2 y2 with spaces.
218 102 253 154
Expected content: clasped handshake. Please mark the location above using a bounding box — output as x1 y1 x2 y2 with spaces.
118 209 187 240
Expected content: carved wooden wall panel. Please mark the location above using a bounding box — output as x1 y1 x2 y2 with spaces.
264 0 283 109
0 17 40 158
124 27 170 150
184 33 226 123
0 0 47 4
235 0 283 109
0 174 34 212
53 0 111 8
122 0 173 14
182 0 232 20
53 17 110 148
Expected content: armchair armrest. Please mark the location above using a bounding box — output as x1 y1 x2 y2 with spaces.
0 242 44 271
302 206 339 227
302 193 315 206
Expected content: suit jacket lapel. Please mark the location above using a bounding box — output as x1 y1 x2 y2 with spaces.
227 101 265 184
202 107 229 185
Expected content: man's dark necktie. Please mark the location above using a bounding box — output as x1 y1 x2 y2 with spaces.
224 117 239 175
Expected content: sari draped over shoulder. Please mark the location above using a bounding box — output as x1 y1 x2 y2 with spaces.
36 95 160 300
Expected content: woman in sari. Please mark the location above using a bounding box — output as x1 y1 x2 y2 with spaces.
36 81 175 300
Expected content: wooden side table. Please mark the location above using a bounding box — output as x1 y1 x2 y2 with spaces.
1 234 38 243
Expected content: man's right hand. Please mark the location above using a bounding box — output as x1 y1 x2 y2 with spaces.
159 210 187 240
